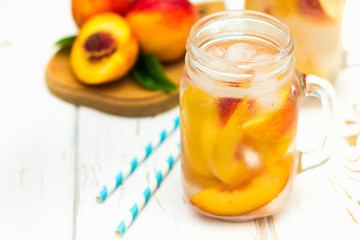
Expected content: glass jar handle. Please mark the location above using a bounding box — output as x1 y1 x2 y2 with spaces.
298 74 338 173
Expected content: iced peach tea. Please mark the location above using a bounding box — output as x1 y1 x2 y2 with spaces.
180 11 303 220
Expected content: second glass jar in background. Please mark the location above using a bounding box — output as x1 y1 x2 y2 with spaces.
245 0 346 83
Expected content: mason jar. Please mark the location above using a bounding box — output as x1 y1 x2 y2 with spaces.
180 10 337 221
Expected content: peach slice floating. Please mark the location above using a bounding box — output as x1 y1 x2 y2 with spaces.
211 101 260 187
218 97 244 126
181 124 217 179
242 85 297 142
180 85 218 178
70 13 138 85
200 117 220 167
191 157 291 216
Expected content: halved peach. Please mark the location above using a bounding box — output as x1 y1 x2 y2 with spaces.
191 155 292 216
70 13 138 85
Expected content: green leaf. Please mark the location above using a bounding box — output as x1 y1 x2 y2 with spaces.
55 35 76 48
132 54 178 92
144 54 177 89
133 69 167 91
144 54 165 78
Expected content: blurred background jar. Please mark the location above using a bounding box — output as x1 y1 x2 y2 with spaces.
245 0 346 84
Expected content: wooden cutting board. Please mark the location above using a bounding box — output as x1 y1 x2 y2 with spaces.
45 2 225 117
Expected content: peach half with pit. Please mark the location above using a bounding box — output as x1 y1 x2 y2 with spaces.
125 0 198 62
70 13 138 85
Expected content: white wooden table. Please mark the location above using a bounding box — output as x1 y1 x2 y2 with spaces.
1 0 360 239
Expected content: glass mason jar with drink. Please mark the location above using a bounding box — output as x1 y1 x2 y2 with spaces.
245 0 346 83
180 11 336 220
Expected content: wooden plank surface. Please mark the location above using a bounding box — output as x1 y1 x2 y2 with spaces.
271 67 360 240
74 108 260 239
0 1 78 239
2 0 360 240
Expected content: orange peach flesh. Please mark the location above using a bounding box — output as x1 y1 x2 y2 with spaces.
70 13 138 85
190 154 293 216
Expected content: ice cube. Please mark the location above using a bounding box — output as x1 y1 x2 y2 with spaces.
251 48 274 60
256 91 282 113
207 46 225 58
224 43 257 62
243 148 262 170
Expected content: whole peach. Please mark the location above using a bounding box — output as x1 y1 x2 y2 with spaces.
125 0 198 62
72 0 134 27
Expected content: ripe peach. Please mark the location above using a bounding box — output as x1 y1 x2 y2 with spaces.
70 13 138 85
72 0 134 27
125 0 198 62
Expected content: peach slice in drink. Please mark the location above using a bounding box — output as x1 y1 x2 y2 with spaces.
181 85 218 178
210 99 263 187
242 83 297 143
191 154 293 216
218 97 244 126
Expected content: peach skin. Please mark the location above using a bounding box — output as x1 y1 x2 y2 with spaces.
72 0 134 27
125 0 198 62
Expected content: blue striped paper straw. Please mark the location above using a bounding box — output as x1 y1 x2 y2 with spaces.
97 116 180 202
115 144 180 237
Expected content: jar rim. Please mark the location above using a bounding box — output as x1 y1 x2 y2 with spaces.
187 10 295 84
